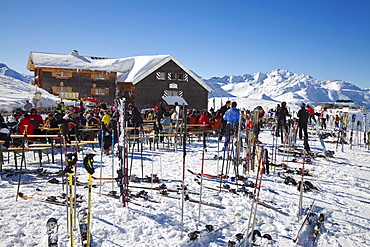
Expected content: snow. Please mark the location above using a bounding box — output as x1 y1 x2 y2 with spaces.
0 74 60 112
0 64 370 246
205 69 370 109
1 119 370 246
30 52 171 85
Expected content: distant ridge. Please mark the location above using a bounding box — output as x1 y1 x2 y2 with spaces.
0 63 32 83
204 69 370 108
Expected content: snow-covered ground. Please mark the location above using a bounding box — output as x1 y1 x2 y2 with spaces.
0 119 369 247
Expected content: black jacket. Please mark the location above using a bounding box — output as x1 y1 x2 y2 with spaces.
128 106 143 125
297 108 310 125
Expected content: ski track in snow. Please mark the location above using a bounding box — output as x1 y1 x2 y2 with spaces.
0 123 370 246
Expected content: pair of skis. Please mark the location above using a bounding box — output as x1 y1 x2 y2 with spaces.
293 199 326 244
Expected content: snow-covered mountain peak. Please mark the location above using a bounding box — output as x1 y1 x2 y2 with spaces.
0 62 33 83
205 69 370 109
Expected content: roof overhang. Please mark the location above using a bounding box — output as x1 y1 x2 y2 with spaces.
162 96 188 106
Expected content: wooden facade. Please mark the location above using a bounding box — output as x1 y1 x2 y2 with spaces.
117 60 209 110
28 52 210 110
31 67 116 104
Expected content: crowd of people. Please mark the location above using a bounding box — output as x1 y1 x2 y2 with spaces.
0 98 351 154
0 100 119 153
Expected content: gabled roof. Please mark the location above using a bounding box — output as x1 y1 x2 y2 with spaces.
27 51 212 92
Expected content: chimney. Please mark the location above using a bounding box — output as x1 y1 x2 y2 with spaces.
70 50 79 55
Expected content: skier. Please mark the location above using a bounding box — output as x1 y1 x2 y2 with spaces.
98 120 118 155
320 108 328 129
297 103 310 151
306 105 316 123
217 100 231 141
297 103 309 140
223 101 240 143
276 101 291 143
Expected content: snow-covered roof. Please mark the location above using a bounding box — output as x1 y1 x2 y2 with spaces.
27 52 212 92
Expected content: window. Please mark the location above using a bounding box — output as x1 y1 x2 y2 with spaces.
51 86 72 94
94 74 106 80
178 73 188 81
168 90 178 96
91 88 109 96
168 73 177 80
56 71 68 78
156 72 166 80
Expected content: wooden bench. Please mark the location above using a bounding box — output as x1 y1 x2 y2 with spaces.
2 146 52 169
80 140 100 149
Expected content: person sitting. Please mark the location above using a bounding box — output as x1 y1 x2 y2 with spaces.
0 116 10 150
160 112 172 134
18 113 38 140
88 112 101 127
198 110 212 129
7 114 19 134
72 111 87 127
29 108 44 127
210 112 222 131
44 113 56 128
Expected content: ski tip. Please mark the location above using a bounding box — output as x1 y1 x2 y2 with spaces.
47 217 58 223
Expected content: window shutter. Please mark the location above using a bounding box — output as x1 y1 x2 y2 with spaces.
104 88 109 95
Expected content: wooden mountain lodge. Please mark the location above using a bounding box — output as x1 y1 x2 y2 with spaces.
27 50 212 109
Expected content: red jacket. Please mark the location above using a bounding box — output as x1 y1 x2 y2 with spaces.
18 116 37 138
30 113 44 126
307 107 315 115
198 114 211 129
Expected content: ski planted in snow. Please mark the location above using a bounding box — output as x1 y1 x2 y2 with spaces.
311 213 326 242
46 217 58 247
293 199 316 243
78 209 88 247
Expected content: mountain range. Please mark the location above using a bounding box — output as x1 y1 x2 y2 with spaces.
1 63 369 111
0 63 33 83
203 69 370 109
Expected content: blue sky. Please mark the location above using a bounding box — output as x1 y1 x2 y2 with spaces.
1 0 369 88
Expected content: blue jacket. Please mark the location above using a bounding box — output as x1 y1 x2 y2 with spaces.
223 107 240 127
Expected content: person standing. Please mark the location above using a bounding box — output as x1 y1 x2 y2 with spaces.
127 103 143 134
297 103 309 140
276 101 291 143
155 102 167 133
98 120 118 155
306 105 316 123
24 100 33 112
217 100 231 141
297 103 311 151
320 108 328 129
223 101 240 143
